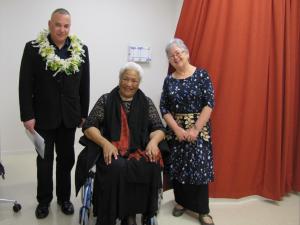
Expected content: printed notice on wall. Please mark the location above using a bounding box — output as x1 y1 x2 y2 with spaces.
128 45 151 63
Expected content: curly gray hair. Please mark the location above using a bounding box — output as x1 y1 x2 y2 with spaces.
165 38 189 56
119 62 143 81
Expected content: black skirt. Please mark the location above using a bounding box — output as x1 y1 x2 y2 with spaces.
93 156 162 225
173 180 210 214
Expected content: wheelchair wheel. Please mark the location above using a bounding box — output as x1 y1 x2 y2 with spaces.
13 203 22 212
79 206 90 225
79 179 93 225
141 215 158 225
157 188 163 214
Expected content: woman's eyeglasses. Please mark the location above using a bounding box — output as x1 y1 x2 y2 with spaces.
168 50 185 60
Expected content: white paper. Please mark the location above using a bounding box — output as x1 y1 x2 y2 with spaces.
25 129 45 159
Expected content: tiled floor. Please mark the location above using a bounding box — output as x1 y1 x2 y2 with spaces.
0 151 299 225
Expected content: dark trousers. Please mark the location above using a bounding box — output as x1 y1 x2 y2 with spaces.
173 180 209 214
36 124 76 205
95 157 161 225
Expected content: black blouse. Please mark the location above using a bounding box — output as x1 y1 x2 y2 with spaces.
83 93 164 133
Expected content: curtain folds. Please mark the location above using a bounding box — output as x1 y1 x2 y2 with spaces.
174 0 300 200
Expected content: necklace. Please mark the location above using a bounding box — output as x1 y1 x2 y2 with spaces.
173 66 196 79
32 29 85 77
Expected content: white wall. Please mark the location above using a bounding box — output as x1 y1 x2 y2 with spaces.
0 0 183 152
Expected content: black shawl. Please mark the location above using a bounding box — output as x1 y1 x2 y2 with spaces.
103 86 150 152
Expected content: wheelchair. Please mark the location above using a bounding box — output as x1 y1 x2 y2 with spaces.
78 165 162 225
0 162 22 212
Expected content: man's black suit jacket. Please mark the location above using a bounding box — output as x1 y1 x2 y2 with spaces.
19 41 90 129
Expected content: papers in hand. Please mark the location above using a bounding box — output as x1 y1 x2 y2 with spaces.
25 129 45 159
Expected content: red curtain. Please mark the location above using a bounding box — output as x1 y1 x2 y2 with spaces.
174 0 300 200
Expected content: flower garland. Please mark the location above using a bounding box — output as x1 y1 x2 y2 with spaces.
32 29 85 77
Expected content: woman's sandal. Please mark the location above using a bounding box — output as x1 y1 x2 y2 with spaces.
199 214 215 225
172 206 186 217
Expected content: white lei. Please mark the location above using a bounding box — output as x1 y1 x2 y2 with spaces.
32 29 85 77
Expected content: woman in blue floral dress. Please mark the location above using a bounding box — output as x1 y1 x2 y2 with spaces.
160 38 215 225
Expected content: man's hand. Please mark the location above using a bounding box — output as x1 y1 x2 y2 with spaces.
23 119 36 133
78 118 86 128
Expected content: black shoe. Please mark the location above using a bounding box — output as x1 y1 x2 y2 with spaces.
35 204 49 219
121 217 128 225
57 200 74 215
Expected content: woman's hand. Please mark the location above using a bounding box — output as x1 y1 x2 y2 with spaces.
102 141 118 165
174 126 188 142
187 126 200 142
145 141 160 162
84 127 119 165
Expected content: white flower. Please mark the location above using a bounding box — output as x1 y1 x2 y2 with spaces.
32 29 85 76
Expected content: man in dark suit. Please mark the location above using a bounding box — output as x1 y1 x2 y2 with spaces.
19 8 90 219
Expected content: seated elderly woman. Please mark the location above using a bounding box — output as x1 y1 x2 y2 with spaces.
81 62 166 225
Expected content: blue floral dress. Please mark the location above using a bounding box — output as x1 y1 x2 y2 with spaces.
160 68 215 185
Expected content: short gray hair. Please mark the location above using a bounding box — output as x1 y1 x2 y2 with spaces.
119 62 143 81
165 38 189 56
51 8 70 17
